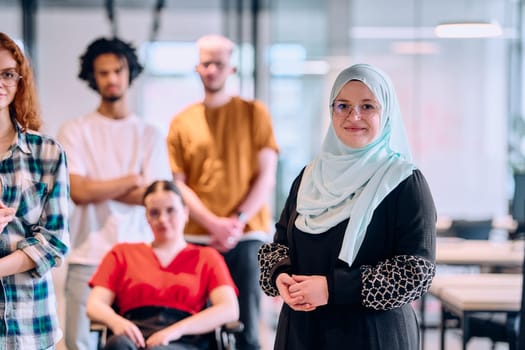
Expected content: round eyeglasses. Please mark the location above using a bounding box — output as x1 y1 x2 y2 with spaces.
331 101 380 118
0 70 22 87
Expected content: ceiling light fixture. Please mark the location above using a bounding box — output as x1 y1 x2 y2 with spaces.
434 21 503 38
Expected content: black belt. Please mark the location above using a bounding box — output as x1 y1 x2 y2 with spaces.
124 305 191 321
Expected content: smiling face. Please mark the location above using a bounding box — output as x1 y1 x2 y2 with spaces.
145 190 188 244
92 53 129 102
0 49 18 115
331 80 382 149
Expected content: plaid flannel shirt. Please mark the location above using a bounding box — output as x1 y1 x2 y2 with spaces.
0 123 69 349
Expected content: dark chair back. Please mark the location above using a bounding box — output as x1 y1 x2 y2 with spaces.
449 219 492 240
517 240 525 349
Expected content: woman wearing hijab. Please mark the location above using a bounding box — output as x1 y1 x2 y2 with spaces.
258 63 436 349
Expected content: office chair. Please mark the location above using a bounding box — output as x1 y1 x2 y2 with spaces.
90 320 244 350
517 234 525 349
464 313 519 350
449 219 493 240
465 233 525 350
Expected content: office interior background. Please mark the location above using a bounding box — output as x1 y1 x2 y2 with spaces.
1 0 523 224
1 0 524 349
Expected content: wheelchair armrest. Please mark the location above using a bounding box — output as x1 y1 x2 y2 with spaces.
216 321 244 350
222 321 244 333
92 319 244 350
90 321 109 350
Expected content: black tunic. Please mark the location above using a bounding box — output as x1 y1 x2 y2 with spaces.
258 169 436 350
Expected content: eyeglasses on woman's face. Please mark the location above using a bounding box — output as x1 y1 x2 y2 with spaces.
331 101 380 118
0 70 22 87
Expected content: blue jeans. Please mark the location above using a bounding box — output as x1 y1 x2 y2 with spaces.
65 264 98 350
223 240 263 350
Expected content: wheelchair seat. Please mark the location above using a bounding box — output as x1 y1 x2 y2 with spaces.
90 319 244 350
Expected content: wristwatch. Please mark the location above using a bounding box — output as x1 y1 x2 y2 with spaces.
236 211 248 223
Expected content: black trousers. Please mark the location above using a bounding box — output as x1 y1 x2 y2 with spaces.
222 240 264 350
104 306 210 350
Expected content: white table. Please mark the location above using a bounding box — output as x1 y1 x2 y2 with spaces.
429 273 522 350
420 240 524 348
436 238 524 267
430 273 522 296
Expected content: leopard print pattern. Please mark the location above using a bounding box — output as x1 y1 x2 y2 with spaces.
360 255 435 311
258 242 290 297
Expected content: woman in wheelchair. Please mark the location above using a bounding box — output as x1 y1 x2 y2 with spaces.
86 180 239 349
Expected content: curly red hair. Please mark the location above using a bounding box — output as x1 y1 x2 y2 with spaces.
0 32 41 131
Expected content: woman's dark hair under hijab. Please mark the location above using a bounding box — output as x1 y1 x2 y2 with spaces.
78 37 143 91
143 180 185 206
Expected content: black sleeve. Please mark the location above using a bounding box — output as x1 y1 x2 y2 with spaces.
330 170 437 310
258 169 304 297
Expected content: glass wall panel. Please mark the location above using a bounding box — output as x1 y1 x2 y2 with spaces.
268 0 518 222
0 0 519 223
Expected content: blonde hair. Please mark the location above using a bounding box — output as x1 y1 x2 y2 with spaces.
196 34 234 56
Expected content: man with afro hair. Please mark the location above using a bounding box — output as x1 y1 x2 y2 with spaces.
57 37 172 350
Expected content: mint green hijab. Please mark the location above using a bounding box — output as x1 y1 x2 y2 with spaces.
295 63 415 266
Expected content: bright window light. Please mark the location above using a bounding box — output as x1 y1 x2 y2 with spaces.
434 22 503 38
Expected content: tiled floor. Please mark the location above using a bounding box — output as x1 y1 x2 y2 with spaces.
423 327 510 350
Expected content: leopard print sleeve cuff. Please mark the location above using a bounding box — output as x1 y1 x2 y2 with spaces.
258 242 290 297
360 255 435 311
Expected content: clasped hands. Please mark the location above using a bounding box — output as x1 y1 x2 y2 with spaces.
276 273 328 312
209 215 245 252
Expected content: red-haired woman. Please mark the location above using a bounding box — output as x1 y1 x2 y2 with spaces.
0 32 69 349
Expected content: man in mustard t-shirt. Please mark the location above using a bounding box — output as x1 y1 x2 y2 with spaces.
167 34 279 350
